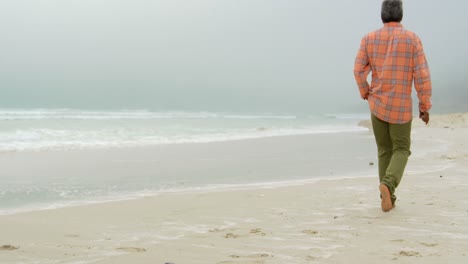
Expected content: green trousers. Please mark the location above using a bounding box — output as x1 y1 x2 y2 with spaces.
371 114 412 204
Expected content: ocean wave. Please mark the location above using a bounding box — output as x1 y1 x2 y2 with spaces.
0 109 368 152
0 109 297 120
0 125 366 152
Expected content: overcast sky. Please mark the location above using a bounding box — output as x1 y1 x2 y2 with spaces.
1 0 466 113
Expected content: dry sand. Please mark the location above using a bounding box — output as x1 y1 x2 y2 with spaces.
1 113 467 264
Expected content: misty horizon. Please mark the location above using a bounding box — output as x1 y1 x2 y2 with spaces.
1 0 467 114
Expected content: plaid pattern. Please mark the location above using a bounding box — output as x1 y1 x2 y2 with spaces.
354 22 432 124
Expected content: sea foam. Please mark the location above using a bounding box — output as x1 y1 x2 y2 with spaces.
0 109 367 152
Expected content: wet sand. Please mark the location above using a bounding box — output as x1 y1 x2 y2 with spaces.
0 113 467 264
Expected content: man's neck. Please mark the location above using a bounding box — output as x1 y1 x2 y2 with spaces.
384 22 402 27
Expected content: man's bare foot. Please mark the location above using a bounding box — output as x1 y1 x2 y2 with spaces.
379 184 393 212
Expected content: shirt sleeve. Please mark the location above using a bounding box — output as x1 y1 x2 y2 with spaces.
353 36 371 99
413 38 432 112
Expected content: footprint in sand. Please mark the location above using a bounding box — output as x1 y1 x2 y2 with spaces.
302 229 319 235
399 251 421 257
420 242 438 247
224 233 239 238
250 228 266 236
228 253 271 260
209 228 225 233
248 253 271 258
0 245 19 251
116 247 147 253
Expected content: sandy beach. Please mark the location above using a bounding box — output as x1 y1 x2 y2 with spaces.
1 113 467 264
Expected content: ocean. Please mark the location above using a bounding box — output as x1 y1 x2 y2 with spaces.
0 109 372 215
0 109 368 152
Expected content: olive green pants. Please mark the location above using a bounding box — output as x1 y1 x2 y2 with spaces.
371 115 412 204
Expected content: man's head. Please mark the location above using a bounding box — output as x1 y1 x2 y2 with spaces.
381 0 403 23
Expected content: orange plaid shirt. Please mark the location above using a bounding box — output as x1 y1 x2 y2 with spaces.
354 22 432 124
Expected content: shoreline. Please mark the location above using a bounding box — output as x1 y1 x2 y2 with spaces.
1 161 467 263
0 173 381 217
0 113 463 216
0 130 379 216
0 113 467 263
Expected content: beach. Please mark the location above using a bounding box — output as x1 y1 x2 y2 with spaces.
1 113 467 264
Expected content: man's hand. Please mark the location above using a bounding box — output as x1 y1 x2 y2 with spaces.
419 111 429 125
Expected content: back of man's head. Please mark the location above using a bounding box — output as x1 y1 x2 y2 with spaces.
381 0 403 23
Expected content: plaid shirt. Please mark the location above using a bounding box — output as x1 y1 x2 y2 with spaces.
354 22 432 124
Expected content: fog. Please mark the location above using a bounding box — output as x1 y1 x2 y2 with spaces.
1 0 466 113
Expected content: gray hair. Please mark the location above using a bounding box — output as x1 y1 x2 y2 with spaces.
381 0 403 23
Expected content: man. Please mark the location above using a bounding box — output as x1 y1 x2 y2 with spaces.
354 0 432 212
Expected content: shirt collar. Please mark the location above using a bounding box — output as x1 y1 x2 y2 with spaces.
384 22 403 28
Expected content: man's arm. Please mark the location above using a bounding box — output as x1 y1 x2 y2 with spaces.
354 36 371 100
413 38 432 123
